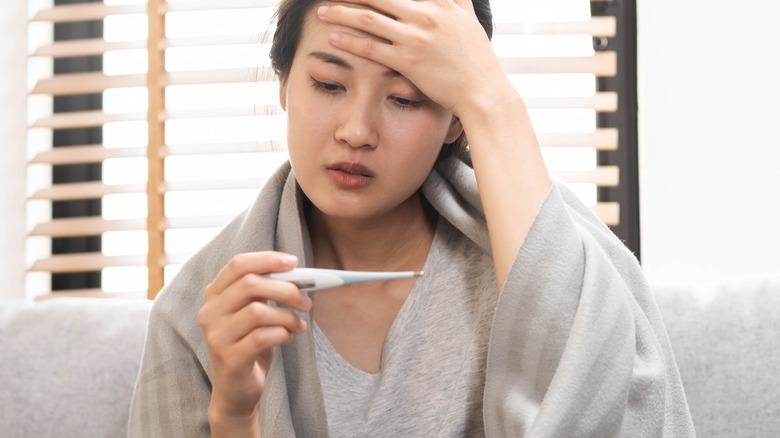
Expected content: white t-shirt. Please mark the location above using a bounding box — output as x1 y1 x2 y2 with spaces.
314 218 498 437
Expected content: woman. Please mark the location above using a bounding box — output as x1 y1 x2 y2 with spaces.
129 0 695 436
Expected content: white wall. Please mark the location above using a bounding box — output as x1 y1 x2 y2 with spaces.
638 0 780 284
0 0 28 300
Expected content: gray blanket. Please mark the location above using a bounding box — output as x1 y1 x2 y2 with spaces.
129 156 695 437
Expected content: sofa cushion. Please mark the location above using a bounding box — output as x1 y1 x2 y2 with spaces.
0 297 152 438
653 275 780 438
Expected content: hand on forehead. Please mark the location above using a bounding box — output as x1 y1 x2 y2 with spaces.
319 0 476 20
311 0 394 42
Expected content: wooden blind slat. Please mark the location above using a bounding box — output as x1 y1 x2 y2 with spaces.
32 35 269 59
525 92 618 111
162 106 280 120
30 3 147 23
502 52 617 76
164 253 191 265
30 145 146 165
163 141 284 156
29 215 236 238
31 72 146 96
30 182 146 201
31 35 267 59
31 110 146 130
163 215 235 229
496 17 616 37
29 252 189 273
161 0 277 13
29 217 147 237
538 128 618 150
30 179 275 200
163 34 265 48
30 0 277 23
34 290 145 300
29 253 148 273
553 166 619 187
31 39 146 58
163 68 270 86
162 179 264 192
595 202 620 226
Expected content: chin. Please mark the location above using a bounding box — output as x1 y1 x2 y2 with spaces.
316 203 377 222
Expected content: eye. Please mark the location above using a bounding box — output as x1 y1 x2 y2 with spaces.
310 77 342 93
390 96 425 109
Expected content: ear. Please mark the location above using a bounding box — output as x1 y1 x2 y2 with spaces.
279 79 288 111
444 116 464 144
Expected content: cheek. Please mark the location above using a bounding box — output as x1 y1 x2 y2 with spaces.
285 73 333 137
383 119 448 195
286 100 333 157
387 112 451 156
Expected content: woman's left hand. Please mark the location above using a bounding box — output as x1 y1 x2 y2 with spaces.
317 0 512 118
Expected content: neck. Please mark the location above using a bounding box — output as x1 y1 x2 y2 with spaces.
308 193 437 272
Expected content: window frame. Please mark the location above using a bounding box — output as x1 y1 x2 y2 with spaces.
593 0 640 256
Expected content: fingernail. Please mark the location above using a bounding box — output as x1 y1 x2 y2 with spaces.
329 32 341 44
282 254 298 265
301 294 313 311
299 319 308 333
318 5 328 17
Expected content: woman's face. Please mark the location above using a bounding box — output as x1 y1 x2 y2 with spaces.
279 3 462 222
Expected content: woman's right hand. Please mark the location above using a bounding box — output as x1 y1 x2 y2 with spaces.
198 251 312 436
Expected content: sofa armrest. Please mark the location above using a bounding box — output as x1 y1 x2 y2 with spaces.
0 297 153 438
654 275 780 438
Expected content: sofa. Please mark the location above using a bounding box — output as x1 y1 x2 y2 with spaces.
0 297 152 438
1 275 778 437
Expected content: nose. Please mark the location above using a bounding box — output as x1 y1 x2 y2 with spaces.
334 95 379 149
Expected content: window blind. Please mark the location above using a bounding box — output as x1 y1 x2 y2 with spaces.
27 0 619 299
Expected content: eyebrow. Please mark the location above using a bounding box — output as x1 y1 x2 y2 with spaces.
307 50 401 78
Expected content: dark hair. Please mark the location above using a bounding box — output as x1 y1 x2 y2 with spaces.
270 0 494 159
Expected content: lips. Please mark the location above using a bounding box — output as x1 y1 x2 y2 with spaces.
326 161 374 189
327 161 374 177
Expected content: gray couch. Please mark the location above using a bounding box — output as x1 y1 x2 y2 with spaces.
0 298 152 438
1 276 778 437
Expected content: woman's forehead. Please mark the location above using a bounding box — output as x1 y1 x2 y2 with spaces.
294 2 403 79
301 1 390 46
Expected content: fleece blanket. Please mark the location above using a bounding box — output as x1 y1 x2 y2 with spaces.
128 155 695 437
